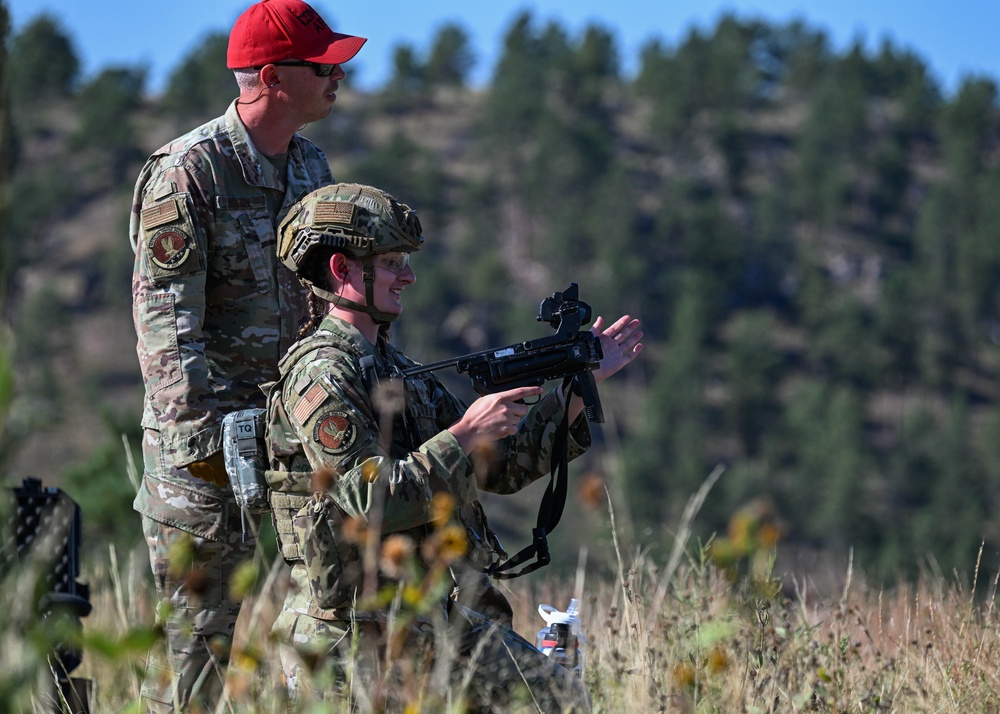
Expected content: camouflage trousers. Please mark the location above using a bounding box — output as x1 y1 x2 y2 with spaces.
275 577 590 713
136 434 261 713
139 513 259 713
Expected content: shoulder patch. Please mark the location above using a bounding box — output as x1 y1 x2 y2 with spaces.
142 198 180 230
293 381 328 425
314 411 357 455
148 227 193 270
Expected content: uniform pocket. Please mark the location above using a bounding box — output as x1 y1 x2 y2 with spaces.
213 196 275 294
405 378 441 444
135 471 231 542
292 493 363 610
237 212 273 294
135 292 181 397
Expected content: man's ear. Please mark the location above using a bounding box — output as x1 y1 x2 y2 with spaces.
260 65 280 89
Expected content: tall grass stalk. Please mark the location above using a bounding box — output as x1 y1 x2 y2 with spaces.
9 477 1000 711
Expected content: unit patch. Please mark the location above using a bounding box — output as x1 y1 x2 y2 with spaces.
315 411 356 454
148 228 193 270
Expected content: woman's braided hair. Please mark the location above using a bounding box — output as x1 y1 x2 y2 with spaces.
299 290 328 338
296 245 338 338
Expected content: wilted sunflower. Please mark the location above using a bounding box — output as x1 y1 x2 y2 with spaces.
341 515 369 545
311 466 338 492
421 524 467 565
430 492 455 528
577 471 606 511
380 534 416 579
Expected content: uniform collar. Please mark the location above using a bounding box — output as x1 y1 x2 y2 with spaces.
225 100 299 191
318 315 377 357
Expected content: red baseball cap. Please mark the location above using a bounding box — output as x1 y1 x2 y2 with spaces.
227 0 367 69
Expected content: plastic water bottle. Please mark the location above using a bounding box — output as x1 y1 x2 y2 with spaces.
535 598 586 678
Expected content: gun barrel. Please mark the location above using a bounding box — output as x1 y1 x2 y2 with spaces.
401 354 465 379
493 348 574 382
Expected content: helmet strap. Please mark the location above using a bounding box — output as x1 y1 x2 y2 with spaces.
302 254 399 324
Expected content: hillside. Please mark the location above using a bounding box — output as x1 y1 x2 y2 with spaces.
5 12 1000 584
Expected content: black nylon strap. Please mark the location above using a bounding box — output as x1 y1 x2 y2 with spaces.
489 376 574 580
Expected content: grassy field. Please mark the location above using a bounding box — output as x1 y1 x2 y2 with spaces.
6 486 1000 713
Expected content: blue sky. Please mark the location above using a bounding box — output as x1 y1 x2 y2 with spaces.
7 0 1000 96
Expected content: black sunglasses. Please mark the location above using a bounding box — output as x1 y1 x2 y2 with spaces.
265 60 339 77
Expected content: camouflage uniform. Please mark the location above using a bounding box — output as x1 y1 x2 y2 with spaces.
266 315 593 712
130 99 333 711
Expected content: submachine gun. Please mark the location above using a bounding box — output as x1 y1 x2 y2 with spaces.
402 283 605 423
402 283 604 578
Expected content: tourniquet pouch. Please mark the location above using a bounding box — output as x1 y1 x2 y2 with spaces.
292 492 361 610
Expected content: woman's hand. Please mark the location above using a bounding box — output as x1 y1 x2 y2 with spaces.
449 385 545 453
591 315 643 384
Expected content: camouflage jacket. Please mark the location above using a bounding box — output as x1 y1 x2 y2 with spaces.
266 316 591 619
131 100 333 519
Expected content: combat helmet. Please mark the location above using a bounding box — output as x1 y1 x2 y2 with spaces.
278 183 423 323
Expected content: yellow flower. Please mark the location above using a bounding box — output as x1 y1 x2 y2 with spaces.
708 538 738 568
672 661 696 688
421 525 467 565
430 492 455 528
231 647 262 672
362 460 381 483
728 512 753 552
757 522 780 548
706 646 729 674
402 584 424 607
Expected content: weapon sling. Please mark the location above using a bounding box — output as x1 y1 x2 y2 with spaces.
488 375 578 580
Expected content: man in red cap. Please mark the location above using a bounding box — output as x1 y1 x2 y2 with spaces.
129 1 365 711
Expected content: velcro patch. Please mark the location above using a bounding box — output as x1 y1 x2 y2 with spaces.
148 228 193 270
293 382 328 425
314 201 357 227
314 411 356 455
217 195 267 210
142 199 180 230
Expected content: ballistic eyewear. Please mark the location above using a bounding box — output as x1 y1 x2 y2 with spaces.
265 60 340 77
374 252 411 273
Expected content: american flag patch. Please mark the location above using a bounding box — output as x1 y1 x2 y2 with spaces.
142 199 180 230
293 382 328 424
314 201 356 227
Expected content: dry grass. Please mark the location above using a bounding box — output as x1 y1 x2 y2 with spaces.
8 479 1000 713
49 545 1000 713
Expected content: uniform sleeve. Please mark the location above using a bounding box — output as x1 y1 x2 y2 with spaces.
478 387 592 495
131 160 215 466
283 355 480 534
